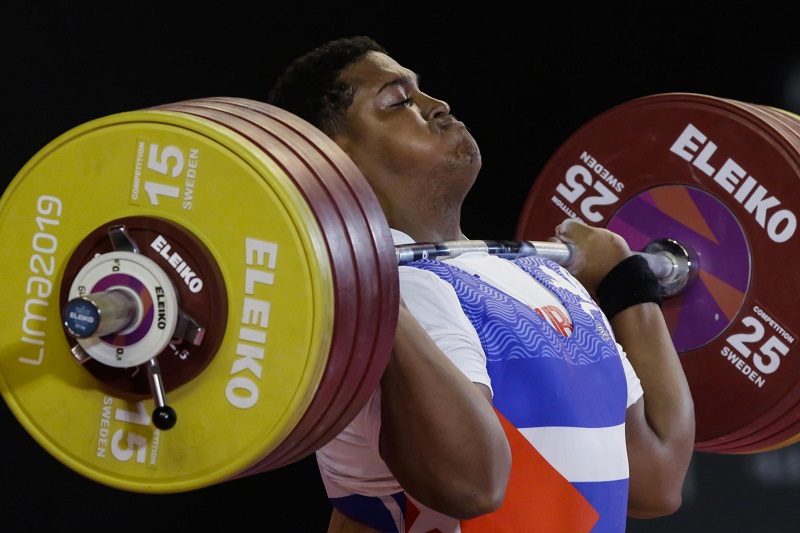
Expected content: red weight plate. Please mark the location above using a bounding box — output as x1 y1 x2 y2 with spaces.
193 100 390 469
650 100 800 453
198 98 397 471
150 99 397 471
515 93 800 451
148 101 376 470
690 102 800 453
686 100 800 453
740 102 800 152
767 106 800 131
747 432 800 454
201 100 395 470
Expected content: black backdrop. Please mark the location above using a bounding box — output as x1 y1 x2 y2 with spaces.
4 2 800 531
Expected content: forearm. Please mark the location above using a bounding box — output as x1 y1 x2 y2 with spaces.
378 303 511 519
612 302 695 517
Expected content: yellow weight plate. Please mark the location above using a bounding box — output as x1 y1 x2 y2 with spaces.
0 109 334 492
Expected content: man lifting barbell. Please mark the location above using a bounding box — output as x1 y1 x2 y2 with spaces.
265 35 696 532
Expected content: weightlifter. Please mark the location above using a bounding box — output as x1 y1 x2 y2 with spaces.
266 35 695 532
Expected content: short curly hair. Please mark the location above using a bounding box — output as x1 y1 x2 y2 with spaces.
266 36 388 136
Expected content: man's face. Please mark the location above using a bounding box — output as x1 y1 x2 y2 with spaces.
331 51 481 230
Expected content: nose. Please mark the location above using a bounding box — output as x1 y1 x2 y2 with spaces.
421 92 450 119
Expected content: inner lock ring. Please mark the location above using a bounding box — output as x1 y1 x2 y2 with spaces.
59 215 228 395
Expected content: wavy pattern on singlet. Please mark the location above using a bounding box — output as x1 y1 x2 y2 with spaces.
407 255 629 531
514 256 619 364
408 257 618 366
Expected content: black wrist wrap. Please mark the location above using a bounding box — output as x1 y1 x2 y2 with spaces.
596 255 663 319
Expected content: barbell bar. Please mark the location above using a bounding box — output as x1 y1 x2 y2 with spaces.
394 238 693 296
2 92 799 495
56 232 689 447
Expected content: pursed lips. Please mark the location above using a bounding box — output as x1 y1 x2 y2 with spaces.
436 114 465 130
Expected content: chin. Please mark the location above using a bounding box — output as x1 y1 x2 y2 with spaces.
458 136 482 166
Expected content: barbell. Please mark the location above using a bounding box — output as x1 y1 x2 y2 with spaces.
1 93 798 494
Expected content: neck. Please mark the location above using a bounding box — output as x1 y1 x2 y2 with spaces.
391 212 464 243
381 185 467 243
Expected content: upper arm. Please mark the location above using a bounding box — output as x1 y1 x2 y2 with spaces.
377 267 510 517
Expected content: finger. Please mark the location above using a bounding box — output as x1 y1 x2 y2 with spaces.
554 217 584 243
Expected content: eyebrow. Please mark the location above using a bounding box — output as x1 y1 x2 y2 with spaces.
377 72 420 95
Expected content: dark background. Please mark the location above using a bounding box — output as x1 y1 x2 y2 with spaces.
4 2 800 531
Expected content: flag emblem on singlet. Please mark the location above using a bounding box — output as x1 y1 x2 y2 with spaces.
405 410 598 533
